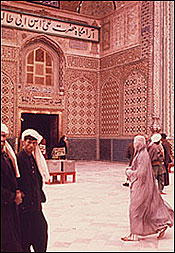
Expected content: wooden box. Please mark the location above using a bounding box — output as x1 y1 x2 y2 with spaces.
46 160 75 173
61 160 75 172
46 160 62 173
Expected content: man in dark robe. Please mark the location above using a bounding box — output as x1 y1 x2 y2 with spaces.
148 133 166 194
123 140 134 187
57 135 68 160
161 133 172 186
17 129 49 252
1 123 23 252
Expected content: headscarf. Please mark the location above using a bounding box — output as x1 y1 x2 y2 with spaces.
1 123 20 178
21 129 50 182
132 135 146 166
134 135 146 152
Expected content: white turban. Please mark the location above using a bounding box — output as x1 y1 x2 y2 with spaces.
22 129 42 143
22 129 50 182
1 123 20 178
149 133 161 147
1 123 9 135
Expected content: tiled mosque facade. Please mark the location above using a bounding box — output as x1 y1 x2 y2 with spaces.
1 1 174 161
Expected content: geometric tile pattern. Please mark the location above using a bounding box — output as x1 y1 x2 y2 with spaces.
101 77 119 135
140 1 153 135
123 70 147 135
1 72 15 136
141 1 151 58
100 46 141 69
67 80 96 136
116 1 131 8
102 21 110 51
81 1 113 18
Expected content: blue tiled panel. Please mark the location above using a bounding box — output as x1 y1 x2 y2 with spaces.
113 139 132 162
67 138 96 160
100 139 111 161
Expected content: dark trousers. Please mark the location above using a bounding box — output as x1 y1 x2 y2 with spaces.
164 163 169 186
152 165 165 192
20 210 48 252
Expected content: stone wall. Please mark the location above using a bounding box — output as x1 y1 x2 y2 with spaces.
1 1 174 161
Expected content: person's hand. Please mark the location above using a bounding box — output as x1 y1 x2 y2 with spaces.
14 190 23 205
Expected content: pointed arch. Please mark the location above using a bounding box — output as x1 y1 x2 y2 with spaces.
123 70 148 135
20 35 65 91
100 76 120 136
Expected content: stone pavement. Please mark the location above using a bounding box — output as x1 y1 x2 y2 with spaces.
42 161 174 252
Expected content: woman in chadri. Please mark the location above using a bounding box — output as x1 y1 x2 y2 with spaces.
121 135 174 241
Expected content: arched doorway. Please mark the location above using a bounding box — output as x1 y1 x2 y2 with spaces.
19 111 62 158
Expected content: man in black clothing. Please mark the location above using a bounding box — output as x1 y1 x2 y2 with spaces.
1 123 23 252
161 133 172 186
58 135 67 159
17 129 49 252
123 140 134 187
57 135 68 160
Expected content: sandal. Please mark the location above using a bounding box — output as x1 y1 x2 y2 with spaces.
121 233 138 241
157 226 168 239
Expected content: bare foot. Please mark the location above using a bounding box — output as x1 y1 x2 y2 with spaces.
121 233 138 241
157 226 168 239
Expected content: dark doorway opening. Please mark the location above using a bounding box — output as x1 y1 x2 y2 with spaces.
20 113 59 156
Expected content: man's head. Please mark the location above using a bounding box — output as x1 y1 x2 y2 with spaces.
161 133 167 140
23 135 37 154
21 129 43 154
150 133 161 145
1 123 9 150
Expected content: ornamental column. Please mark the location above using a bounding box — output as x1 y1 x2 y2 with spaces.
151 1 164 134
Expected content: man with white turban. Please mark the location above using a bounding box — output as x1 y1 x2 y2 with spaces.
17 129 49 252
148 133 166 194
1 123 23 252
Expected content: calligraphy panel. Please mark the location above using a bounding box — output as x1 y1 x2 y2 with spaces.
113 14 125 50
18 92 63 109
126 4 140 46
113 2 141 52
1 9 100 42
69 39 88 51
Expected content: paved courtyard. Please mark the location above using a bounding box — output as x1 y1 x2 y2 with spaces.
42 161 174 252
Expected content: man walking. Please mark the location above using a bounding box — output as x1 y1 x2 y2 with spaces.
1 123 23 252
148 133 166 194
17 129 50 252
161 133 172 186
